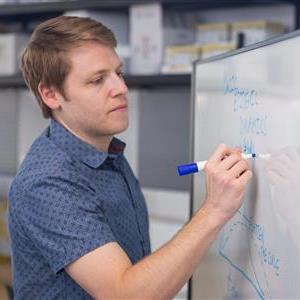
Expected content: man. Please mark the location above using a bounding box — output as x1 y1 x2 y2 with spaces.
8 16 252 299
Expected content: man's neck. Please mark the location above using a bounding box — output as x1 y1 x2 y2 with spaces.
54 117 113 153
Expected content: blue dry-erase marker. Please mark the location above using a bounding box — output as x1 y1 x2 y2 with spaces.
177 153 270 176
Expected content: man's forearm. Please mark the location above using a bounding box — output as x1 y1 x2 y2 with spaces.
116 207 224 299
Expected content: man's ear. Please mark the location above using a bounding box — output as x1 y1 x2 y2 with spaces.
38 82 64 110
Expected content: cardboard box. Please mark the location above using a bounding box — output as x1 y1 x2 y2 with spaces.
200 43 236 60
161 45 201 74
196 22 230 45
231 20 286 46
0 33 29 75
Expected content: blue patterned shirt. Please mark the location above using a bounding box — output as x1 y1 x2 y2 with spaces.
8 119 151 299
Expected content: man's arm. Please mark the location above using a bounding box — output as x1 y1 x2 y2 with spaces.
66 144 252 299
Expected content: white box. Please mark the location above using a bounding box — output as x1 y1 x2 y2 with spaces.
130 3 163 74
0 33 29 75
231 20 286 46
130 3 194 74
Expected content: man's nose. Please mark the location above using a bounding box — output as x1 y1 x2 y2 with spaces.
110 73 128 96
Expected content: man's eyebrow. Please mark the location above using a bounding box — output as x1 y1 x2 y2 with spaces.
88 62 124 77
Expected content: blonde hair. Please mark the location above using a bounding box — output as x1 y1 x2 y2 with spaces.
20 15 117 118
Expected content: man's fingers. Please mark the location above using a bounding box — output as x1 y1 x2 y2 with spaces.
219 153 243 171
208 144 240 165
236 170 252 186
228 159 249 179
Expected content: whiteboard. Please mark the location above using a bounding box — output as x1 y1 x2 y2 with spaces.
191 31 300 300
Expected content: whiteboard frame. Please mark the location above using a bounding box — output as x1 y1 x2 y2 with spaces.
189 28 300 300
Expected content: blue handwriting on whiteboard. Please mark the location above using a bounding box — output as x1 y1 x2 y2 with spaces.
240 115 267 136
258 245 280 276
224 75 259 112
227 274 240 299
241 213 280 276
240 137 255 154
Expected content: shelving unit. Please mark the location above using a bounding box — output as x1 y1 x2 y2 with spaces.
0 0 299 89
0 74 191 89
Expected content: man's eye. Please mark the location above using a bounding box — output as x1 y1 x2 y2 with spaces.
117 71 124 78
91 78 104 84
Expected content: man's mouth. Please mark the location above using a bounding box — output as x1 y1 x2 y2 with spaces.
111 104 128 112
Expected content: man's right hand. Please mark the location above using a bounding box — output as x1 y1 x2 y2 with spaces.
66 144 252 299
201 144 252 225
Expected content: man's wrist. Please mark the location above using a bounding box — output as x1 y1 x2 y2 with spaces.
195 202 229 230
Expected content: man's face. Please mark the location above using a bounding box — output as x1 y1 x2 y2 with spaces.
57 41 129 140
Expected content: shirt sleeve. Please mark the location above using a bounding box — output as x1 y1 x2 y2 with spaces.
18 171 116 274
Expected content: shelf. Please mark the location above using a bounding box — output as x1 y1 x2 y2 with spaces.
0 0 297 18
125 74 191 88
0 74 191 89
0 75 25 88
0 0 297 88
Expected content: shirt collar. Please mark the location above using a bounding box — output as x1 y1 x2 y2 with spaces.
48 119 126 169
